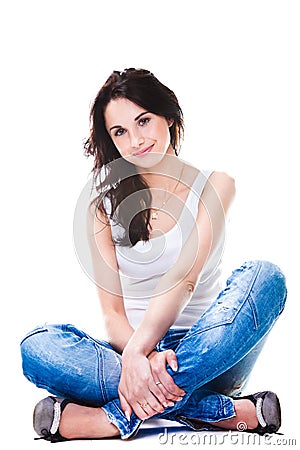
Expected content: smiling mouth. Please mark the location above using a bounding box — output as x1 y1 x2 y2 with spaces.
133 144 154 157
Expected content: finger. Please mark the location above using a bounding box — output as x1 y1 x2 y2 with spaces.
166 349 178 372
158 368 185 400
151 380 177 407
146 386 167 413
154 379 182 404
134 401 158 420
141 402 162 418
156 371 186 400
119 392 132 421
148 350 185 403
151 376 185 401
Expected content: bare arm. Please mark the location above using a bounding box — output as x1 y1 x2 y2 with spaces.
125 171 235 355
119 172 236 417
87 197 184 419
87 201 134 354
86 195 182 418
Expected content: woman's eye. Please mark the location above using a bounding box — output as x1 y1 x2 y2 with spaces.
139 117 150 126
115 128 125 137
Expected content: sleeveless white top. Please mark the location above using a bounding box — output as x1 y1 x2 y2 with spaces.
103 169 223 329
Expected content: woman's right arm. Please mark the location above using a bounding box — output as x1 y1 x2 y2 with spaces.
87 202 134 354
87 201 181 411
97 288 134 354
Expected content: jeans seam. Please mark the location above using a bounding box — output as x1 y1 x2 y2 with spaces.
95 343 108 404
20 327 48 346
186 261 263 337
237 260 263 309
247 293 259 329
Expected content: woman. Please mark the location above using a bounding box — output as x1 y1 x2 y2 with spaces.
20 68 287 442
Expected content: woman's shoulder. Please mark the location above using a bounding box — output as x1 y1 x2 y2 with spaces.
202 171 236 211
207 171 236 191
179 159 235 200
180 159 232 184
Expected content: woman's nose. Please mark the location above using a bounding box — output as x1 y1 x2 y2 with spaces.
130 129 144 148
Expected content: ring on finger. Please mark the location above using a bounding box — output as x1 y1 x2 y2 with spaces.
138 402 149 408
155 381 162 385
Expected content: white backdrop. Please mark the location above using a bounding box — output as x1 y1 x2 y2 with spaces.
1 1 299 448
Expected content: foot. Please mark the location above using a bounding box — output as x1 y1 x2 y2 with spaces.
236 391 282 435
211 390 281 435
234 398 259 430
215 391 281 435
33 396 120 442
209 398 258 431
59 403 120 439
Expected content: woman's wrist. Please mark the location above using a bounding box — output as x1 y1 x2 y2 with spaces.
123 345 146 358
123 343 158 359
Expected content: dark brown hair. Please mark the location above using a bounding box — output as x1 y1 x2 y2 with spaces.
84 68 184 246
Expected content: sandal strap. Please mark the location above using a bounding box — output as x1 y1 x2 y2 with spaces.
255 397 267 428
50 400 61 434
233 391 281 435
33 396 73 442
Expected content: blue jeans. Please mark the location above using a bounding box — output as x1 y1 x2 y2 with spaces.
20 260 287 439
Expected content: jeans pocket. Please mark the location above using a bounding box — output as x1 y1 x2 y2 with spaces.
200 295 248 333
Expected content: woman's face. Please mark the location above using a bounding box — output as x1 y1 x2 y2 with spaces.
104 98 173 168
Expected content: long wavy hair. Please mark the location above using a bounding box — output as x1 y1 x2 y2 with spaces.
84 68 184 246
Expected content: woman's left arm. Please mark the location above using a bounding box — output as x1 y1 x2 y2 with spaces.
119 172 236 419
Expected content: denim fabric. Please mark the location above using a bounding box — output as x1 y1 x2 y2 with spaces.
20 260 287 439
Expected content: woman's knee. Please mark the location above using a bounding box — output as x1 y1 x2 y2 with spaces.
257 260 287 313
229 260 287 322
245 260 288 330
20 324 62 383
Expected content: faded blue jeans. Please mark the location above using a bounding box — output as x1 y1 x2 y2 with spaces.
20 260 287 439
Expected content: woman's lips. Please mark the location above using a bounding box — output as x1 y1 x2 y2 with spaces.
133 144 154 157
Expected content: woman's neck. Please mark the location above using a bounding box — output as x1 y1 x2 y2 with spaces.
137 148 184 192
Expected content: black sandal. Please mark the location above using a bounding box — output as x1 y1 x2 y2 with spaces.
33 396 73 442
236 390 282 435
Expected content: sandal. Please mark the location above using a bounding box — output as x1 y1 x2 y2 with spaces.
33 396 73 442
236 390 282 435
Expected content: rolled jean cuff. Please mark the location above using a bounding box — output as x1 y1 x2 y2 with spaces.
101 400 142 440
158 390 236 424
174 396 236 431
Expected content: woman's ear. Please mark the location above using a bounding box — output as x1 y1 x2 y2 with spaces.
168 118 174 127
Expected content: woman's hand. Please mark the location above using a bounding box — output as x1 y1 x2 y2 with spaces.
148 349 186 402
119 351 165 420
118 349 185 420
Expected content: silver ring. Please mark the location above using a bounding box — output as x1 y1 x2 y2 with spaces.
155 381 162 385
139 402 149 408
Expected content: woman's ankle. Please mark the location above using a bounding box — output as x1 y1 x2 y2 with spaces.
59 403 120 439
233 399 258 430
209 399 258 431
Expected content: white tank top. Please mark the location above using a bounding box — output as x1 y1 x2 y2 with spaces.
103 169 223 329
